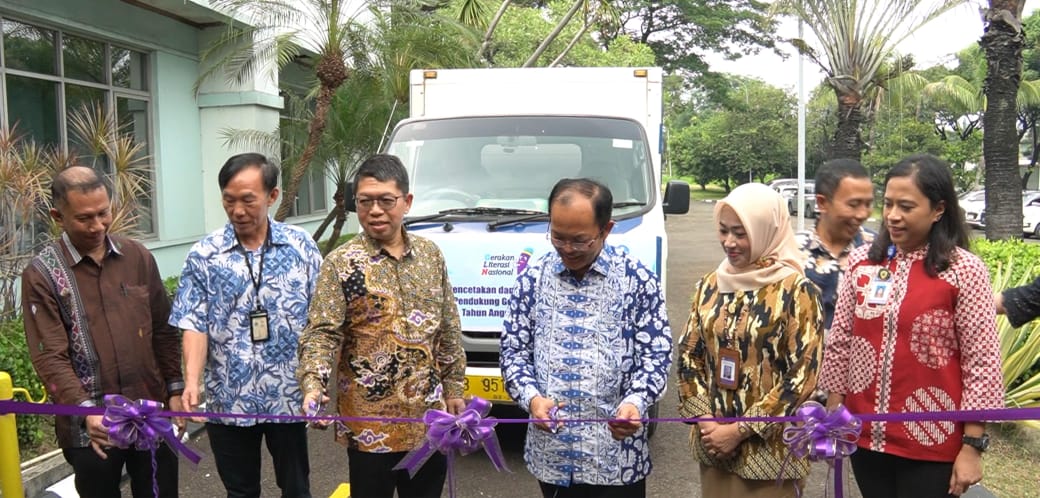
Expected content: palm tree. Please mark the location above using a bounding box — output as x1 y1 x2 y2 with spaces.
198 0 358 221
221 3 480 252
778 0 961 161
981 0 1028 240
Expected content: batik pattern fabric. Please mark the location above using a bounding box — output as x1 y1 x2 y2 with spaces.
795 227 874 329
169 219 322 425
818 245 1004 462
297 231 465 452
501 245 672 486
677 272 823 480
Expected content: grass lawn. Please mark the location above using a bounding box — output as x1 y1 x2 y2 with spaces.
984 423 1040 498
690 185 728 201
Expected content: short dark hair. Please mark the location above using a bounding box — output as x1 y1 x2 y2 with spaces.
815 158 870 199
353 154 409 194
867 154 969 276
51 166 111 208
218 153 279 192
548 178 613 229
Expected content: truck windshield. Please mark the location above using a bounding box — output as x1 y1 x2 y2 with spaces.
386 116 655 217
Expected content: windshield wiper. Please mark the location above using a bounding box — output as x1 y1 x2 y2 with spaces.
405 207 546 227
487 212 550 231
488 202 646 231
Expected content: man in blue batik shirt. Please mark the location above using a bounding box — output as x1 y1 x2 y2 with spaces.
169 153 322 498
501 178 672 498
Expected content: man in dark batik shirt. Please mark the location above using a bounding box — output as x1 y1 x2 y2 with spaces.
22 166 183 497
795 159 875 330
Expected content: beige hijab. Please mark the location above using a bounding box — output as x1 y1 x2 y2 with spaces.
713 183 804 293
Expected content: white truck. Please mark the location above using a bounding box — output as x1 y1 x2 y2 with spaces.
354 67 689 411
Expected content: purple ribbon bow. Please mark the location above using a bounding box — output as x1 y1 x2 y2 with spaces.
102 395 202 496
782 401 861 498
394 397 510 498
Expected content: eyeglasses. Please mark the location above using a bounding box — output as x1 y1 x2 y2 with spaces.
546 231 602 251
356 195 403 211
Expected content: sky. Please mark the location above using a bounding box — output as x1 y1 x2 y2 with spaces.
705 0 1040 91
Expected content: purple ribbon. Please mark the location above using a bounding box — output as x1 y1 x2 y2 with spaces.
393 397 510 498
100 395 202 498
101 395 202 459
782 402 861 498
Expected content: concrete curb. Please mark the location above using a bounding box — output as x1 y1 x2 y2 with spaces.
15 450 70 498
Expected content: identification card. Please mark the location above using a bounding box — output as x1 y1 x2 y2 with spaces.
717 347 741 390
250 308 269 342
865 267 893 305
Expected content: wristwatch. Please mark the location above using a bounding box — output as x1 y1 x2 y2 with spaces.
962 433 990 453
737 422 752 439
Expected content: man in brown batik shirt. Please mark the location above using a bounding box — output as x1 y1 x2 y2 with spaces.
22 166 183 497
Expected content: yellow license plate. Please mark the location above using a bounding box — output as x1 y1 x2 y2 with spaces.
464 374 512 403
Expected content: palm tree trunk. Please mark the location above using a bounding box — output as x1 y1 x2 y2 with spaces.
522 0 584 67
324 206 349 255
275 82 337 221
549 20 589 67
831 91 866 161
312 182 346 242
982 1 1026 240
312 209 338 242
480 0 513 62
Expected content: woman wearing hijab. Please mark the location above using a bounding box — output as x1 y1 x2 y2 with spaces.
677 183 823 497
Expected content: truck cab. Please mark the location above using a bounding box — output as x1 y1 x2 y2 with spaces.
353 68 689 406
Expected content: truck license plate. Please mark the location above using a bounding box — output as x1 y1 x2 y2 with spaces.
464 374 512 403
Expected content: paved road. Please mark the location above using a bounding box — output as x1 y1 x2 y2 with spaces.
162 201 849 498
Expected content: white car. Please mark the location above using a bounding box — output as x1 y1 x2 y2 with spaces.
1023 194 1040 237
960 190 986 229
968 190 1040 235
777 182 817 218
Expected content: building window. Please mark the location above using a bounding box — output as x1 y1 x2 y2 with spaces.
0 17 155 236
291 165 328 217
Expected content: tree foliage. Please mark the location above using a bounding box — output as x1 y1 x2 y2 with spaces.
670 78 797 188
776 0 961 161
487 0 655 67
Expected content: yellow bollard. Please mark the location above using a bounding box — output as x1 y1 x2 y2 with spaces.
0 371 25 498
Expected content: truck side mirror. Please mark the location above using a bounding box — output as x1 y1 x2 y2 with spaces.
345 181 356 213
663 180 690 215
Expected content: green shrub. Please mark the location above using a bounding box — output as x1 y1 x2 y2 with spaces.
0 318 48 454
319 233 356 257
163 275 180 300
975 239 1040 428
972 238 1040 285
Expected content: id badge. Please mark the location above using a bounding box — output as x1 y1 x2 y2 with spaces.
865 267 893 305
717 347 741 390
250 308 269 342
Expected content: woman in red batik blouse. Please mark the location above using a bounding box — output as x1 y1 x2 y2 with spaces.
819 154 1004 498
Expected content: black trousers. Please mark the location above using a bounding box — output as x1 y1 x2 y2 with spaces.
63 443 178 498
347 448 447 498
851 447 955 498
538 479 646 498
205 422 311 498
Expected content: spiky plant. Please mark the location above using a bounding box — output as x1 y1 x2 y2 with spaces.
66 103 151 236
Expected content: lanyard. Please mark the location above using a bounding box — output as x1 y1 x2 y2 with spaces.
238 228 270 309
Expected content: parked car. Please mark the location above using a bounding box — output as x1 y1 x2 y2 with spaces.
965 190 1040 232
778 182 817 218
1022 193 1040 237
769 178 800 191
961 189 986 229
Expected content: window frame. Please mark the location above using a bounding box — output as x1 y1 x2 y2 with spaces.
0 14 157 237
